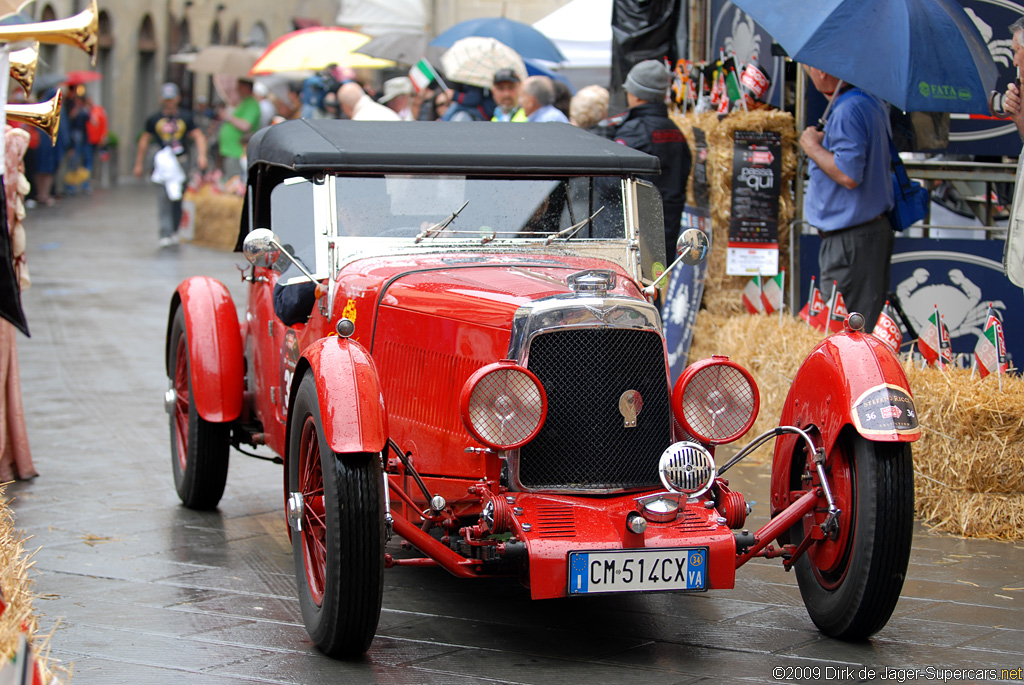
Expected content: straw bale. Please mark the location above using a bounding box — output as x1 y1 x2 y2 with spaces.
901 360 1024 539
190 186 243 250
0 488 69 681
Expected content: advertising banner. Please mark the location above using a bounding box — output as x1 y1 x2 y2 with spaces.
727 130 781 276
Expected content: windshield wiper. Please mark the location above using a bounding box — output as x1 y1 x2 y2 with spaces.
415 200 469 243
544 206 605 246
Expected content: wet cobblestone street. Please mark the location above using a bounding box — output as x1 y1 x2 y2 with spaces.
10 184 1024 683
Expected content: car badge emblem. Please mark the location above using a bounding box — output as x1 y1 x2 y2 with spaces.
618 390 643 428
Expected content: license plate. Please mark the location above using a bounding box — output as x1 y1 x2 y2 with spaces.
567 547 708 595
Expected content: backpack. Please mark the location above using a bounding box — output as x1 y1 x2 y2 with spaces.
85 104 108 145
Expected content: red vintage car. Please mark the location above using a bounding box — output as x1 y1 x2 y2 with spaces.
165 120 919 656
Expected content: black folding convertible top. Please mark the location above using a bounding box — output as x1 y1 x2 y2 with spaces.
246 119 661 177
238 119 661 250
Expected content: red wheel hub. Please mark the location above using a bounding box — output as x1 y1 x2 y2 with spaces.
805 439 855 589
299 417 327 606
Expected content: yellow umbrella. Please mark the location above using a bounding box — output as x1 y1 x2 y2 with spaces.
250 27 394 74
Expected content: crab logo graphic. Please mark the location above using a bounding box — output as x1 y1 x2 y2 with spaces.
896 267 1006 344
722 9 762 71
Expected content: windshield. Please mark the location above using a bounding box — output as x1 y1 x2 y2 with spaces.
334 175 625 241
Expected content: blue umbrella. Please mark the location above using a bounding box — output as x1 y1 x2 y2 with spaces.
729 0 997 114
431 17 566 63
524 58 574 94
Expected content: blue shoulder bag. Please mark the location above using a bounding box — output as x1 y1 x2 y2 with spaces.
887 136 930 231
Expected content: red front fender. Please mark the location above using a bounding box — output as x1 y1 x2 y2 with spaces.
770 329 919 517
167 277 244 423
293 337 388 455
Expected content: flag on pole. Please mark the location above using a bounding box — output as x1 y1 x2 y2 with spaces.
742 275 764 314
918 305 941 366
975 305 1007 378
761 271 784 315
798 276 827 330
825 281 848 333
872 300 903 353
939 316 953 366
409 58 442 93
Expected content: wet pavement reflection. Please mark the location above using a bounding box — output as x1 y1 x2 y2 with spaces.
12 185 1024 683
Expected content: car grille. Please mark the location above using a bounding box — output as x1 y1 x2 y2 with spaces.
518 328 671 491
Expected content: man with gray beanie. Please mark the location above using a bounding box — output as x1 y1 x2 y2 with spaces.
600 59 691 261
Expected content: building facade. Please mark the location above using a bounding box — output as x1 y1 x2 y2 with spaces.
28 0 570 176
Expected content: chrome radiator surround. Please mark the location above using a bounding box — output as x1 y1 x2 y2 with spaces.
506 296 672 494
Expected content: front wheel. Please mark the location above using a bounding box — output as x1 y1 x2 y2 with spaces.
288 374 384 656
792 430 914 639
169 307 230 509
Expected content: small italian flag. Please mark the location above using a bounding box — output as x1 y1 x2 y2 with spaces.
409 58 440 93
975 305 1007 379
761 270 784 314
918 306 941 366
742 275 764 314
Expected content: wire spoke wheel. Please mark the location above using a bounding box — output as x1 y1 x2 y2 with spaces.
288 373 385 656
167 307 231 510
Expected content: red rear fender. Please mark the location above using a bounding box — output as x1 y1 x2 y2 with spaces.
293 337 388 455
168 277 244 423
770 329 919 516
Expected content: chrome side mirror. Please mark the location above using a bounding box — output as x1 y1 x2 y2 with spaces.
242 227 319 283
242 228 282 268
641 228 711 301
676 228 710 266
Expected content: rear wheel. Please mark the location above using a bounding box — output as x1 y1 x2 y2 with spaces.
169 307 231 509
792 430 914 639
288 373 384 656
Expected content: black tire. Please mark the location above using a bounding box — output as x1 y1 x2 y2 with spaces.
791 430 914 640
288 373 384 656
168 307 231 509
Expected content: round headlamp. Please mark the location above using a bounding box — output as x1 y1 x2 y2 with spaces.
671 356 759 445
460 361 547 451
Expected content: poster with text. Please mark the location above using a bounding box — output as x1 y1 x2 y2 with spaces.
727 129 781 276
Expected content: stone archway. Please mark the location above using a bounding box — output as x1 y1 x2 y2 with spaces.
133 14 157 150
97 10 114 112
38 4 58 93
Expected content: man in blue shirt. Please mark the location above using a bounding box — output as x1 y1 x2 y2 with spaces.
800 66 894 327
520 76 569 123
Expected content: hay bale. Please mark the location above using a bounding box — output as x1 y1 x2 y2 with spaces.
901 361 1024 539
0 488 68 681
190 186 243 250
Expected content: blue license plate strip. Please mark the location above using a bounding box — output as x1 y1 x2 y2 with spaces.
568 547 708 595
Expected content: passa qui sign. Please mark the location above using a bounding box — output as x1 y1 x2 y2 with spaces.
727 129 781 276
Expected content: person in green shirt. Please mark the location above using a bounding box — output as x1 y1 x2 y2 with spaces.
217 78 261 180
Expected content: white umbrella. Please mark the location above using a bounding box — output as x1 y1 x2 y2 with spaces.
440 37 526 90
